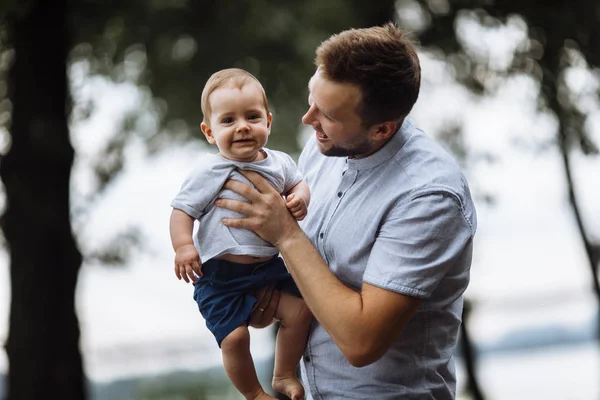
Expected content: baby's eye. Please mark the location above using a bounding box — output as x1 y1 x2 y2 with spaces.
248 113 260 120
221 117 233 124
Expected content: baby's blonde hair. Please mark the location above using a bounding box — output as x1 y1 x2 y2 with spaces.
201 68 269 123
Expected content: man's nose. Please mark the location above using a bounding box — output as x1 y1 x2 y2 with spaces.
302 105 315 125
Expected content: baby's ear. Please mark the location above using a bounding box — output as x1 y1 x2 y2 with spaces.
201 122 215 144
267 113 273 130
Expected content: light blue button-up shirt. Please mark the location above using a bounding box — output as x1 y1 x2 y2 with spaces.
298 118 477 399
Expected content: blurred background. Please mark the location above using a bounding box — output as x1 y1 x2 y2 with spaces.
0 0 599 399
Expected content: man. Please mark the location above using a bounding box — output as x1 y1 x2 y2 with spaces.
215 22 477 399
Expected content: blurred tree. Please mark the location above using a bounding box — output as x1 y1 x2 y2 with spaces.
15 1 598 399
409 0 600 327
0 1 400 399
68 0 398 182
1 0 85 399
460 300 485 400
399 1 600 397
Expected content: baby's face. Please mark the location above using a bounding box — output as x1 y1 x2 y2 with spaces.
202 82 271 162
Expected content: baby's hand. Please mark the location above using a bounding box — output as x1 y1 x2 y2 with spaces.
174 244 202 283
286 192 308 221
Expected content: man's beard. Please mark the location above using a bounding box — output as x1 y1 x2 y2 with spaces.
320 139 375 158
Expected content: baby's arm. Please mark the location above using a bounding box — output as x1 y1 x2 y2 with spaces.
285 180 311 221
169 208 202 283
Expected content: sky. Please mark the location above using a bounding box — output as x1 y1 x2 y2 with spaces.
0 17 599 400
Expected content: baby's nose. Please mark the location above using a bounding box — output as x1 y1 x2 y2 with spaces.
236 121 250 131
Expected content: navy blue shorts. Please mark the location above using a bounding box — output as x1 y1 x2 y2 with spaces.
193 255 301 347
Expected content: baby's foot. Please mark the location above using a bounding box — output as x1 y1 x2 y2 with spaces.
272 376 305 400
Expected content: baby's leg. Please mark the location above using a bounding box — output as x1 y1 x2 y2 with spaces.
272 293 312 400
221 325 277 400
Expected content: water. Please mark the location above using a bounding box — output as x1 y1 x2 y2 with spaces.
456 342 600 400
85 339 600 399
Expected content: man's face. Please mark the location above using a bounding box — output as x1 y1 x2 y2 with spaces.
302 69 376 158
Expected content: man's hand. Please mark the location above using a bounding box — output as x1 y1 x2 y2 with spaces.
249 286 281 328
174 244 202 283
286 192 308 221
215 170 303 247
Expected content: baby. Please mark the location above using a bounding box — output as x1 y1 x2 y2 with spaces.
169 68 311 400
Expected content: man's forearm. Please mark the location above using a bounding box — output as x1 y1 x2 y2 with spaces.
278 231 368 357
278 229 419 367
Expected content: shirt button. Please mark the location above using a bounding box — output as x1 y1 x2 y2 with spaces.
319 232 324 239
304 355 311 362
337 192 342 197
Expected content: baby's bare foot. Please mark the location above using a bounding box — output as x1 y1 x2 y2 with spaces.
272 376 305 400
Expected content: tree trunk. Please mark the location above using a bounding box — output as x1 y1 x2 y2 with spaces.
541 47 600 339
558 131 600 341
1 0 86 399
460 302 485 400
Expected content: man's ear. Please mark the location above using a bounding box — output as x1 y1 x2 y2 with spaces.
370 121 398 141
201 122 216 144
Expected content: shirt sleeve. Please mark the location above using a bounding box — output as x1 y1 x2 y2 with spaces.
363 188 475 299
170 158 230 220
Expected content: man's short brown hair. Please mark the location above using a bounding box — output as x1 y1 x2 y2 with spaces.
201 68 269 123
315 22 421 128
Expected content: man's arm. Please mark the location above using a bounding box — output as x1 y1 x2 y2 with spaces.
216 170 419 367
278 232 420 367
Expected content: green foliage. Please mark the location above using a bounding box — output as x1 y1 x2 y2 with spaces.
68 0 396 158
133 384 237 400
45 0 392 263
410 0 600 312
92 367 252 400
132 374 238 400
411 0 599 155
0 0 34 18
